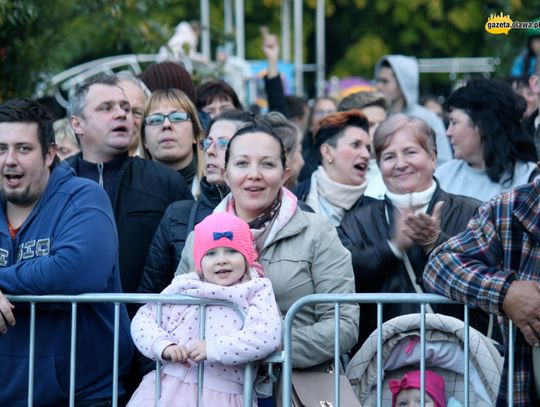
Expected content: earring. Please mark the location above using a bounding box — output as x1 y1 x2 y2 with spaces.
328 159 334 165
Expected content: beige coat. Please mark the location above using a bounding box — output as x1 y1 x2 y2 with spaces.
176 208 359 369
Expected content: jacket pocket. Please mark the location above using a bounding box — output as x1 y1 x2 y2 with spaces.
0 353 68 405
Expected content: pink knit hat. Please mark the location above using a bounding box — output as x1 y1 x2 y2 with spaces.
388 370 446 407
193 212 257 273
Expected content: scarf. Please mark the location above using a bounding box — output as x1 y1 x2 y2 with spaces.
385 181 436 214
214 187 298 254
306 166 368 226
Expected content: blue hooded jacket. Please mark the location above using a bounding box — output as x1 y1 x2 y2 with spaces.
0 162 133 406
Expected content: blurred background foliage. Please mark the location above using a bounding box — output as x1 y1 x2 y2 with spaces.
0 0 538 101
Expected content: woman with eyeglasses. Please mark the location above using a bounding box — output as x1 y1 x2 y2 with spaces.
138 109 254 295
141 89 205 196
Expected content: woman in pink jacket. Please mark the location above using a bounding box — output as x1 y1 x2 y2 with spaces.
128 212 282 407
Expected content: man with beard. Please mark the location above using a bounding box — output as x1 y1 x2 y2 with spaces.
0 98 133 406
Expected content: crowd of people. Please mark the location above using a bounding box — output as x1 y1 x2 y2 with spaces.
1 26 540 407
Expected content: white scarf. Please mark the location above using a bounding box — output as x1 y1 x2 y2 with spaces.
385 181 436 214
306 166 368 226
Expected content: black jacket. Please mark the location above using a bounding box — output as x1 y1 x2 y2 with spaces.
138 178 228 294
67 154 193 293
337 184 492 345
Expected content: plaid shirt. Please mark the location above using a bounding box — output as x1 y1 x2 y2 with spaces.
424 179 540 406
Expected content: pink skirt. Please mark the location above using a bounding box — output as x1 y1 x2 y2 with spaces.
127 371 256 407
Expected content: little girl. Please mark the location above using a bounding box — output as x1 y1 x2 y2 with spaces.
127 212 282 406
389 370 462 407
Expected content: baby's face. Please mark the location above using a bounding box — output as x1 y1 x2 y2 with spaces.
201 247 246 286
395 388 434 407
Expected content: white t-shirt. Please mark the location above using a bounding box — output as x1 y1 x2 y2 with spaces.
435 159 537 202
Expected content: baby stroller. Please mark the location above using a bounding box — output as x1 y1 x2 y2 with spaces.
345 313 503 406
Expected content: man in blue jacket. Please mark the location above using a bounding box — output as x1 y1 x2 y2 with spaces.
0 99 133 406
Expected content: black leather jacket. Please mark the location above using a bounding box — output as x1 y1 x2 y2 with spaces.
337 183 491 345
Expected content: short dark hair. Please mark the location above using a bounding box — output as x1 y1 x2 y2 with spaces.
208 109 255 134
285 95 307 120
196 80 243 111
446 78 537 184
338 91 388 112
0 98 59 166
225 117 287 170
68 74 121 118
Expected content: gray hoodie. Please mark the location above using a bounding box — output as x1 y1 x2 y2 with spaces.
375 55 452 164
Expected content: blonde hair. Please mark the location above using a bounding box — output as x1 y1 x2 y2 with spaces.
142 89 205 180
54 118 80 147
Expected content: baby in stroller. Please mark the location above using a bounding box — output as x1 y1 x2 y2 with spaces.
346 313 503 406
389 369 461 407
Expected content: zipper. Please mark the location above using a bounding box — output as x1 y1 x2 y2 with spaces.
97 162 104 187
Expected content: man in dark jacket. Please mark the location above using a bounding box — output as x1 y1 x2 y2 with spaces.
68 75 193 294
0 99 133 406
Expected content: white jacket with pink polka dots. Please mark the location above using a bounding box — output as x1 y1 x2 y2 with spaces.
131 270 282 394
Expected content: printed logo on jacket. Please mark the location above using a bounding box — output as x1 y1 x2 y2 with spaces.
0 238 51 266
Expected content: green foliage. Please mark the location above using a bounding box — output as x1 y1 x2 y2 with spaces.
2 0 540 101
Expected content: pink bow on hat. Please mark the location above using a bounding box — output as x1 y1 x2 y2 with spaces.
388 370 446 407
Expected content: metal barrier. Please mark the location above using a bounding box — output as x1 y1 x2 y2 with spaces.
4 293 513 407
281 293 510 407
5 293 261 407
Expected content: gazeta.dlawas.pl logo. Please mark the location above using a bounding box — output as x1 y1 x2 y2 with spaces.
485 13 513 35
485 12 540 35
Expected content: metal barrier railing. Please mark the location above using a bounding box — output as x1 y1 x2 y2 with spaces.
281 293 510 407
5 293 512 407
5 293 259 407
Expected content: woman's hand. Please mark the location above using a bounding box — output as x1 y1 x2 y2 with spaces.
390 208 415 252
162 344 191 367
404 201 444 252
189 340 207 362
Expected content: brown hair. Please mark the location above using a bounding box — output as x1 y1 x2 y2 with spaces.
373 114 436 163
141 88 205 179
314 109 370 149
338 91 388 112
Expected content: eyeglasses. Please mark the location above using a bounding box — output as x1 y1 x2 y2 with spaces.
199 138 229 151
145 112 191 126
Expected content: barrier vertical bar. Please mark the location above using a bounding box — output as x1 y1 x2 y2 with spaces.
420 304 426 407
463 305 469 406
243 362 254 406
197 303 207 407
69 302 77 407
293 0 303 95
112 303 120 407
508 320 514 406
28 302 36 407
376 302 383 407
334 304 341 406
155 302 163 406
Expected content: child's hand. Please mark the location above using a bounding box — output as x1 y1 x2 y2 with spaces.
162 344 191 367
188 341 207 362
